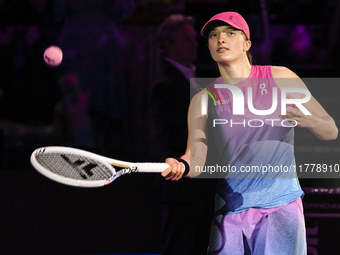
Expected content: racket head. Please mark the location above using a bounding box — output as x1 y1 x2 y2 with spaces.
30 146 118 188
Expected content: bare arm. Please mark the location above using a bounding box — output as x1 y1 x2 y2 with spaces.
161 91 208 180
272 66 338 140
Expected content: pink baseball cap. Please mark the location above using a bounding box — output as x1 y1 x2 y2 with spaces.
201 12 250 39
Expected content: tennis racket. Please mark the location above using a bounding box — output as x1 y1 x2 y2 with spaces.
30 146 170 188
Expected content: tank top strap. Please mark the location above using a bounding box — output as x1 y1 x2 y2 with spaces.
249 65 273 79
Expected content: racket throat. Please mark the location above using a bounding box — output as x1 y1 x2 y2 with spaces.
117 166 139 177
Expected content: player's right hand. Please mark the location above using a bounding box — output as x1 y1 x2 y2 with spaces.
161 158 185 181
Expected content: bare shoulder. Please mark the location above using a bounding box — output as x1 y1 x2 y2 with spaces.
190 90 208 118
191 90 205 105
271 66 299 78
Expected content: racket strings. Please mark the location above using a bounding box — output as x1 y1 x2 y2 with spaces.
35 152 113 180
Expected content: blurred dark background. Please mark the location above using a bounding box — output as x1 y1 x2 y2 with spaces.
0 0 340 254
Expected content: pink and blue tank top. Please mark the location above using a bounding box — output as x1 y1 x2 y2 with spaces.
205 65 304 215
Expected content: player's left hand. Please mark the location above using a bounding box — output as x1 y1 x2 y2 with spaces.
280 95 317 128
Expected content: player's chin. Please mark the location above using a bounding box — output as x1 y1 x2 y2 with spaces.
215 56 234 66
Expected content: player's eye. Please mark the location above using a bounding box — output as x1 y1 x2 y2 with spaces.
209 32 217 38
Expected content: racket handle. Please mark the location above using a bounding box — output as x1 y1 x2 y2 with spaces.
136 163 170 173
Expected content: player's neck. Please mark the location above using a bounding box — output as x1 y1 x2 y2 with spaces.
218 59 252 83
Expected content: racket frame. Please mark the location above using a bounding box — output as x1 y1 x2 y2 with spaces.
30 146 169 187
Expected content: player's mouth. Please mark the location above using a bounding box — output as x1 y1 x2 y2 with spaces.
217 47 229 53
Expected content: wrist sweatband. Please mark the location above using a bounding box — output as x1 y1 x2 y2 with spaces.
175 158 190 176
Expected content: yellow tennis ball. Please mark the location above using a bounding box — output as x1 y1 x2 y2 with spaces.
43 45 63 67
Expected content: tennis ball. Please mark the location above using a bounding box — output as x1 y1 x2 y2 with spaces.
43 45 63 67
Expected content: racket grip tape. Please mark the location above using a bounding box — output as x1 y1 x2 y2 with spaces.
175 158 190 176
137 163 169 173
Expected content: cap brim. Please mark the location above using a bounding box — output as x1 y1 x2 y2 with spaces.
201 20 244 38
201 20 222 37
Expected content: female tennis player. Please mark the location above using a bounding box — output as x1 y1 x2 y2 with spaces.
161 11 338 255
